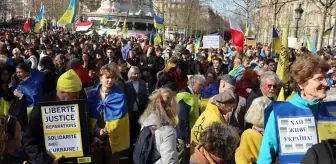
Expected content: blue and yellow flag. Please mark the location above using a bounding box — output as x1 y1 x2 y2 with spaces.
149 28 156 45
194 38 201 52
122 11 129 36
35 3 45 33
276 25 289 101
154 34 162 46
153 15 164 29
244 24 253 37
58 0 77 25
306 35 317 55
272 26 281 53
323 26 333 38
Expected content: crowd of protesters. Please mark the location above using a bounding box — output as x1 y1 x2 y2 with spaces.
0 29 335 164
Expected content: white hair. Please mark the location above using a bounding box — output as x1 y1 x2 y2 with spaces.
128 66 141 80
245 96 272 128
12 48 21 55
188 74 206 86
260 71 280 85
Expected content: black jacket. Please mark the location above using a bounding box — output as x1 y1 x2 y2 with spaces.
139 55 157 78
9 92 56 164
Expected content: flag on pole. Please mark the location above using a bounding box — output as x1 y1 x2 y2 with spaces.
23 11 31 31
272 26 281 53
229 17 244 51
276 25 289 101
244 24 253 37
323 26 333 38
194 38 201 52
149 28 156 45
154 34 162 46
35 4 45 33
305 35 317 55
58 0 77 25
153 15 164 29
122 11 129 36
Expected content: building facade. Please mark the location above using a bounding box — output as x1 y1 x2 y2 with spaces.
256 0 336 47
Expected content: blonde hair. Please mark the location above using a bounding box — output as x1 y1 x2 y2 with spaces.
128 66 141 80
0 55 8 67
139 88 178 127
245 96 271 128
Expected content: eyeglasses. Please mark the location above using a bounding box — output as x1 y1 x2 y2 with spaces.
265 84 277 89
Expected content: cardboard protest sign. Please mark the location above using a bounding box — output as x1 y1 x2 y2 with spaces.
39 100 91 163
202 35 224 49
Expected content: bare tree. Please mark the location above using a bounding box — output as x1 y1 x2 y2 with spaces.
310 0 336 49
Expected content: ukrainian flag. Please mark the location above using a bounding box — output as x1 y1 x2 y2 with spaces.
153 15 164 29
272 26 281 53
323 26 333 38
194 38 201 52
296 144 304 149
280 127 287 133
245 24 254 37
280 119 288 125
305 118 312 124
154 34 162 46
35 3 45 33
122 11 129 36
308 125 316 132
58 0 77 25
306 35 317 55
285 144 293 150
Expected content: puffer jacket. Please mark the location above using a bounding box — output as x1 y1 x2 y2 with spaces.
140 113 178 164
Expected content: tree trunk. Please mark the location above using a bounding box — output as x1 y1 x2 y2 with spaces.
331 8 336 46
273 3 277 27
317 7 328 50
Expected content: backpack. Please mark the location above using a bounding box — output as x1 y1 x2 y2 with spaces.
133 126 161 164
301 139 336 164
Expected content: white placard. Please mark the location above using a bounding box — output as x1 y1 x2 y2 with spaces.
277 116 318 155
41 104 83 158
45 133 82 154
288 37 298 48
202 35 224 49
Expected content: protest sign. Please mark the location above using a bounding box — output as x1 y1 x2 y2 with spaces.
202 35 224 49
40 100 91 163
246 39 257 47
277 117 318 154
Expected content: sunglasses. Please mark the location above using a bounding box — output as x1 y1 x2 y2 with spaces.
266 84 277 89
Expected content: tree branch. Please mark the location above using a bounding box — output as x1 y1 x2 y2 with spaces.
230 0 248 12
276 3 285 14
227 9 248 18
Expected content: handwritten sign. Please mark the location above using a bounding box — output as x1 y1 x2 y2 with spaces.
317 121 336 142
202 36 224 49
39 100 90 163
277 117 318 154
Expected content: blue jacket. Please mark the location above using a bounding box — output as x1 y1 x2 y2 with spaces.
258 93 321 164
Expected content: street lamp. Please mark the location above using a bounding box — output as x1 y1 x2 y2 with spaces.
174 24 178 42
294 3 304 38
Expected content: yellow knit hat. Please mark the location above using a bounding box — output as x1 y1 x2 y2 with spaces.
57 69 82 93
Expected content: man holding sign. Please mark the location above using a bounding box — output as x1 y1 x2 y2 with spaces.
22 69 83 164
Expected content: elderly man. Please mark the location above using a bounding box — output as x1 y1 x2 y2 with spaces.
246 71 280 109
215 75 247 133
15 69 83 164
176 74 205 164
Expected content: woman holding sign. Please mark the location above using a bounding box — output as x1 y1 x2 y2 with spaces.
258 54 331 164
